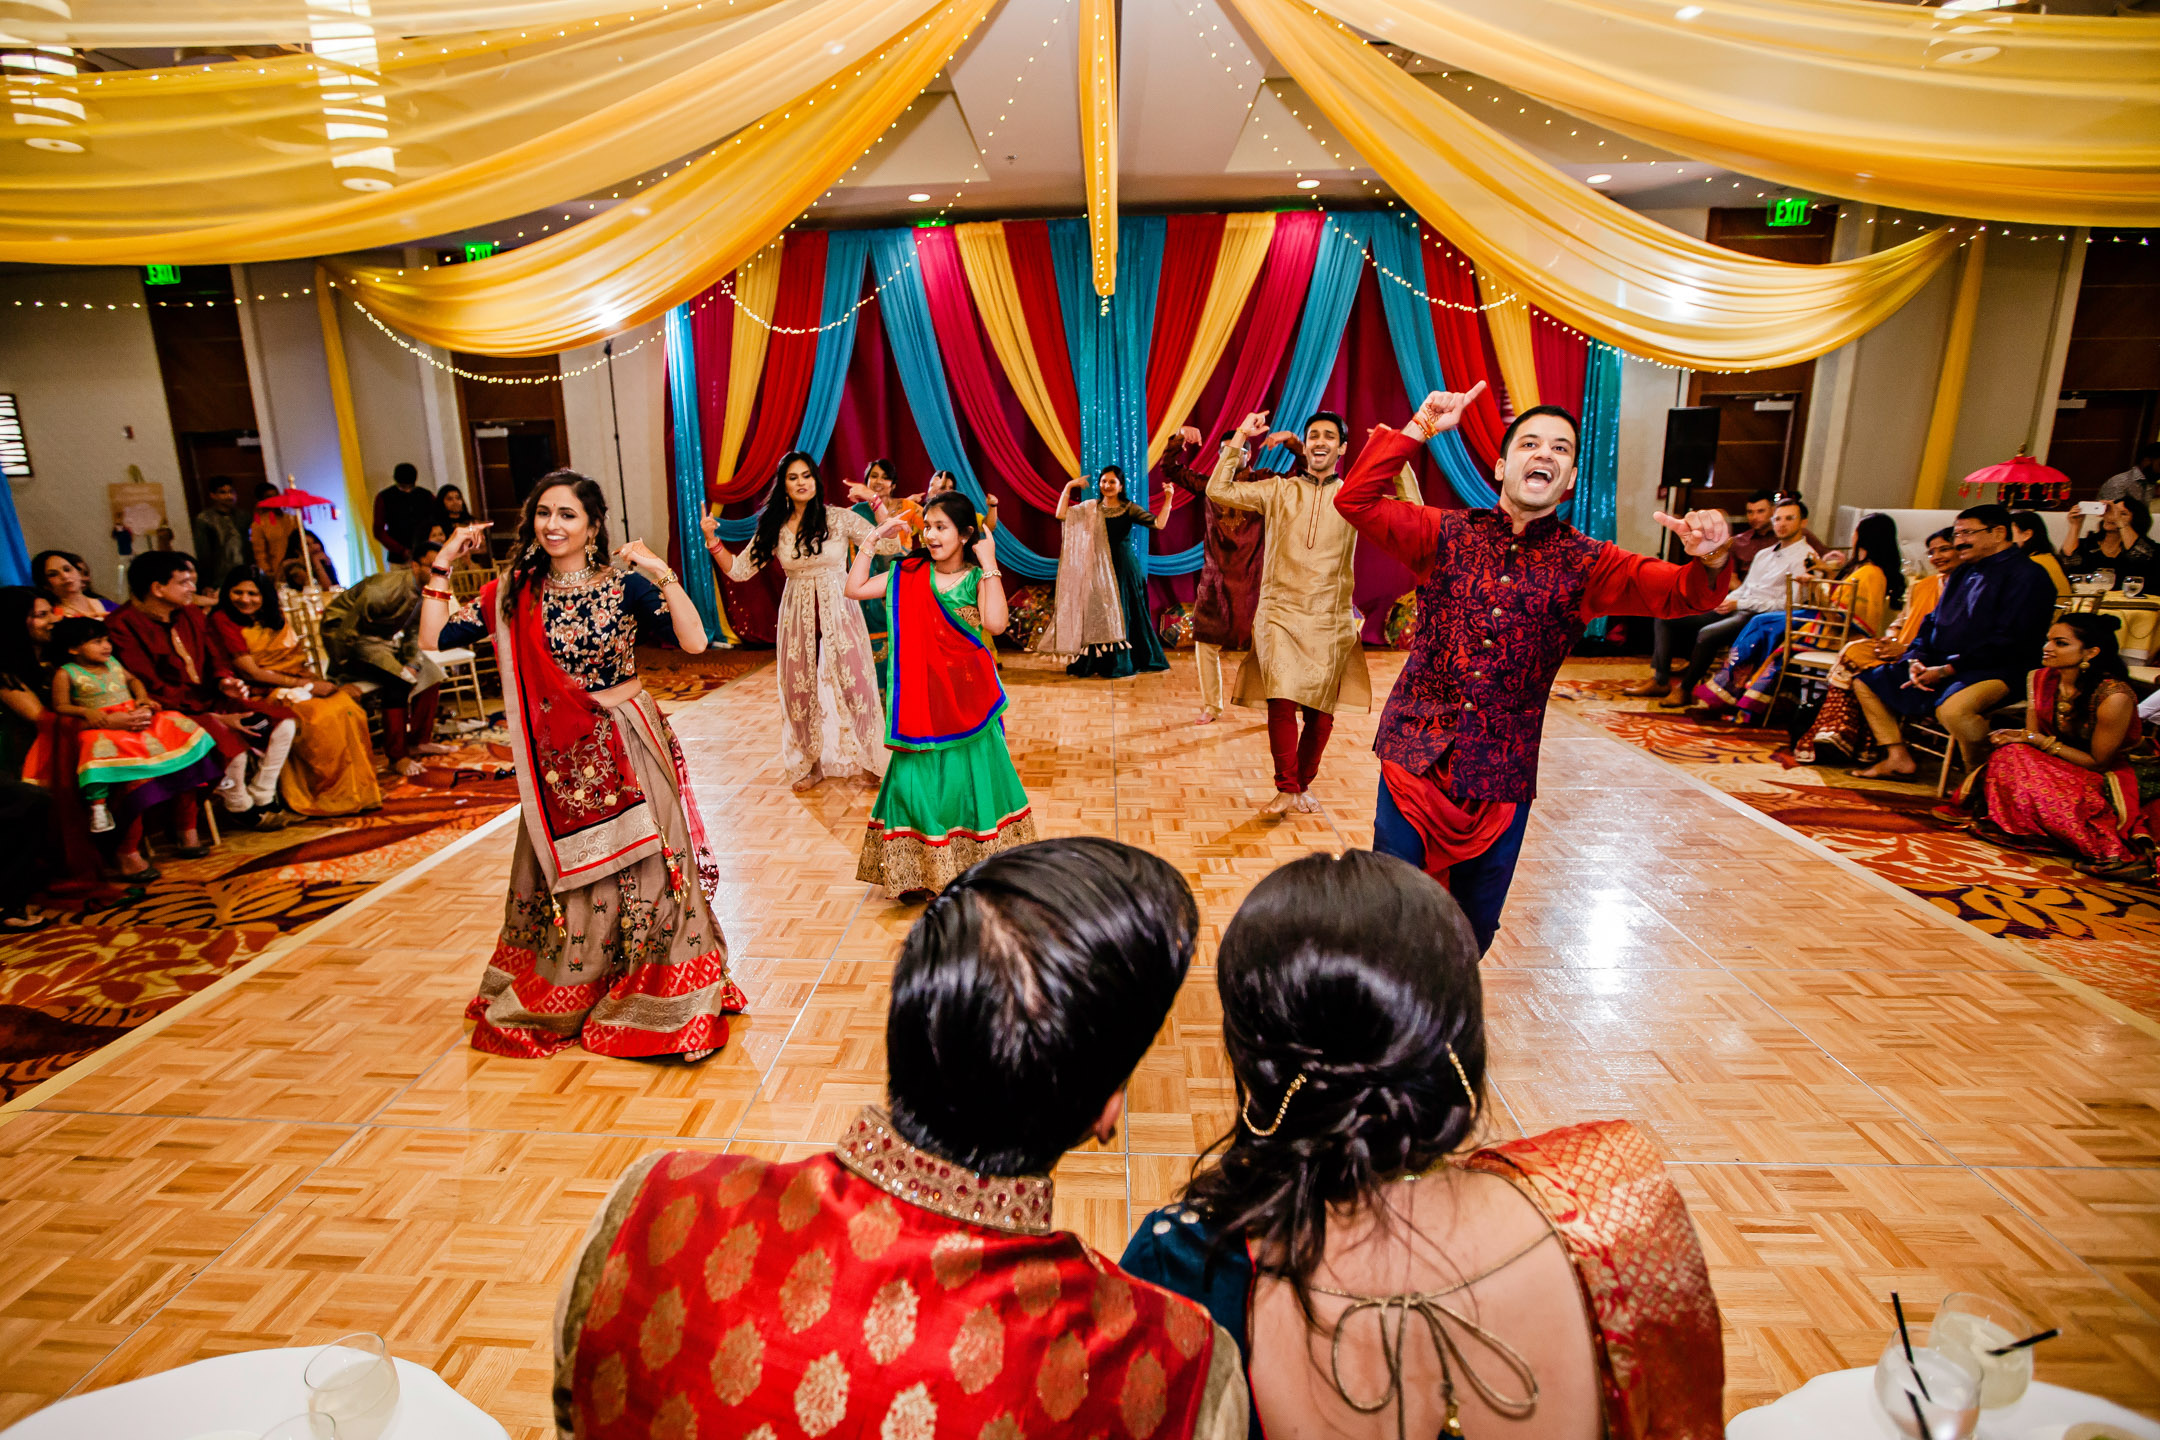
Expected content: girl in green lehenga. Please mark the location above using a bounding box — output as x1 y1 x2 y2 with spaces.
845 492 1038 900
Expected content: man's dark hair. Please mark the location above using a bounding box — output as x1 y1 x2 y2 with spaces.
127 551 196 599
1956 503 2012 536
1747 489 1777 506
392 462 419 486
1497 404 1580 458
410 536 444 566
1303 410 1346 443
885 837 1199 1176
206 476 236 497
1774 496 1810 520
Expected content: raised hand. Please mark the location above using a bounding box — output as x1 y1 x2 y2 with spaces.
1066 476 1089 493
614 540 670 578
1236 410 1271 442
1177 425 1203 448
1654 508 1732 560
845 481 877 505
443 522 490 565
873 513 914 541
1261 430 1302 452
1411 382 1488 438
972 529 998 570
699 511 720 548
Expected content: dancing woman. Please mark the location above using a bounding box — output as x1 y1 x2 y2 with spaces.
846 458 917 691
422 470 744 1061
1057 465 1175 679
845 493 1036 899
704 451 887 791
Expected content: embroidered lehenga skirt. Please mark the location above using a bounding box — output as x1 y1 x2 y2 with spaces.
467 691 746 1058
855 726 1038 894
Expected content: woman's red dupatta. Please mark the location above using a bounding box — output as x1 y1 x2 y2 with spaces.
886 559 1006 751
2028 665 2147 839
487 579 660 891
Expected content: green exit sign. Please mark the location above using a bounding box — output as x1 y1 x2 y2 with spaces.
1766 197 1811 228
142 264 179 285
462 240 498 262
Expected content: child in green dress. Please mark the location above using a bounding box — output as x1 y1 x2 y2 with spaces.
845 491 1038 899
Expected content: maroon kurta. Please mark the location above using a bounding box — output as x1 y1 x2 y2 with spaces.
1160 439 1264 650
106 601 253 762
1337 425 1732 803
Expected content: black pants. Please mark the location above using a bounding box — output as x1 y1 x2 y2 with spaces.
1675 609 1766 696
1371 781 1534 955
1648 610 1718 683
0 779 52 911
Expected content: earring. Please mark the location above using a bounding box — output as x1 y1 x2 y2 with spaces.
1241 1074 1307 1137
584 539 597 565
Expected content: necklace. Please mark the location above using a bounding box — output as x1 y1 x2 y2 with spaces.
544 562 608 589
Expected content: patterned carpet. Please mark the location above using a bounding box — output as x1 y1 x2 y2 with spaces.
1554 659 2160 1022
0 646 770 1102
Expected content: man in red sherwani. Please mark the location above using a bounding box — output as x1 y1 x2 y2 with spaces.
1336 385 1736 952
552 837 1248 1440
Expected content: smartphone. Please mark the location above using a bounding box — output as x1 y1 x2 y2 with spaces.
2075 500 2107 516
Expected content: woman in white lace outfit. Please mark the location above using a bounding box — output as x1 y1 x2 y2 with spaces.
704 451 888 792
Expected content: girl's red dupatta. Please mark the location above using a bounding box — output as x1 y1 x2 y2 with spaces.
488 579 660 890
886 559 1005 751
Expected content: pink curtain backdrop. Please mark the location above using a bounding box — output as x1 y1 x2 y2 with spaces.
1530 305 1589 420
1419 229 1508 466
1003 219 1086 466
721 230 828 505
1145 214 1226 430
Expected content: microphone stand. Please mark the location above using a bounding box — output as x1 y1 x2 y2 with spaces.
603 338 630 532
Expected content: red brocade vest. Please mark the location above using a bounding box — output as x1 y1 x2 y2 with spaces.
566 1111 1222 1439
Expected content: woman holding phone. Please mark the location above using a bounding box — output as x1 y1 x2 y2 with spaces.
2064 498 2157 592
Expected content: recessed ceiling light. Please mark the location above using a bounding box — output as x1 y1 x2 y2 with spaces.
907 192 931 202
1586 174 1612 185
1296 179 1319 190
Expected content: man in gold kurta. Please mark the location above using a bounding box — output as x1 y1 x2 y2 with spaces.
1210 409 1404 816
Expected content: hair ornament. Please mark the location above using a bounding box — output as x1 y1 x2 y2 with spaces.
1242 1073 1307 1137
1446 1043 1479 1120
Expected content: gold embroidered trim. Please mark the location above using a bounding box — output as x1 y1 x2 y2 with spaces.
831 1107 1054 1236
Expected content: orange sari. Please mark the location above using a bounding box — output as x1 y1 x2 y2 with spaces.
222 619 382 816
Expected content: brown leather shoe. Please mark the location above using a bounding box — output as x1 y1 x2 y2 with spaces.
1621 679 1672 698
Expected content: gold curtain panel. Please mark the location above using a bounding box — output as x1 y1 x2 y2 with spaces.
0 0 655 46
1313 0 2160 227
1078 0 1118 297
1227 0 1954 371
320 0 995 354
0 0 945 263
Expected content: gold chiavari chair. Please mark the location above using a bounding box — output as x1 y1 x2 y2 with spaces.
1764 572 1860 721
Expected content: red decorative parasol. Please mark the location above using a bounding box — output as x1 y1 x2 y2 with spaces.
1958 450 2070 505
254 486 338 512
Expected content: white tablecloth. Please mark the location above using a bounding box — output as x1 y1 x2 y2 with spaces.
1727 1366 2160 1440
0 1348 509 1440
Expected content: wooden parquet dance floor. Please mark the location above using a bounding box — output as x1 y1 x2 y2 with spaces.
3 652 2157 1434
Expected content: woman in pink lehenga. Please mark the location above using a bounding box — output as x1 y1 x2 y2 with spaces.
704 452 888 794
1951 612 2154 884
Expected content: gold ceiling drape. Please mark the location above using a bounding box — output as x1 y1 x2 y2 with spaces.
1314 0 2160 227
0 0 649 46
1078 0 1118 297
319 0 995 354
0 0 947 264
1227 0 1955 371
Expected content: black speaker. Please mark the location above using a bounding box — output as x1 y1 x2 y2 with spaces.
1661 406 1721 491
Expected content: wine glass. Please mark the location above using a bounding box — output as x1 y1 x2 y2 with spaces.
1872 1338 1981 1439
304 1333 400 1440
260 1417 337 1440
1930 1292 2035 1410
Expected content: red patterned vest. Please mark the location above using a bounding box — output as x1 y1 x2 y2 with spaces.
568 1109 1221 1438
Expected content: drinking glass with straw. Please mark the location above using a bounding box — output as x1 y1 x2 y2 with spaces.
1931 1292 2058 1411
1872 1292 1980 1440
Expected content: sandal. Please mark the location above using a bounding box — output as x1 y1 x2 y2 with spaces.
0 905 58 934
115 865 161 885
2074 856 2157 885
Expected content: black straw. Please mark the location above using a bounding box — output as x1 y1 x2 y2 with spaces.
1988 1327 2059 1355
1908 1390 1932 1438
1892 1293 1932 1400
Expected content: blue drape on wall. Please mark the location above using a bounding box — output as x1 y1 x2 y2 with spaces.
1574 339 1624 638
1370 212 1499 507
0 481 28 587
663 303 722 634
1046 216 1202 576
870 227 1057 581
1257 213 1372 473
796 230 872 462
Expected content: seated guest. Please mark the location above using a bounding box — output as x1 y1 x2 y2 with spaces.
1626 490 1824 699
108 553 295 831
0 586 64 923
32 549 117 618
1951 613 2153 883
1696 511 1904 722
1658 495 1818 708
551 837 1248 1440
33 615 223 879
1853 505 2056 780
1122 850 1721 1440
210 571 382 816
1800 528 1958 763
2063 497 2157 591
2008 510 2071 597
321 537 451 776
0 587 57 780
305 528 341 589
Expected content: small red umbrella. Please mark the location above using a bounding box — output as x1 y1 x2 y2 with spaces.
1958 450 2070 503
254 486 338 512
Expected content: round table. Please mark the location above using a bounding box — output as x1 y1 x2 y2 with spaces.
1727 1366 2160 1440
0 1348 508 1440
